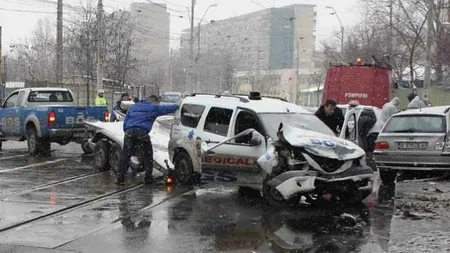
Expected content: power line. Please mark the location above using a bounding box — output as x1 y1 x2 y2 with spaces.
159 0 188 9
0 7 55 14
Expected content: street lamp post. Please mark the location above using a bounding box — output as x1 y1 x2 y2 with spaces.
325 6 344 54
196 4 217 92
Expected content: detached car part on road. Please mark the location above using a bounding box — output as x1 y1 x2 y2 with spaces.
169 92 374 206
374 106 450 186
0 88 109 156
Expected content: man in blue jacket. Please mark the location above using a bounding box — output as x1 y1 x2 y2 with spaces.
116 95 179 185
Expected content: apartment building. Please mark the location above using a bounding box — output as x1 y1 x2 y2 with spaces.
180 4 317 103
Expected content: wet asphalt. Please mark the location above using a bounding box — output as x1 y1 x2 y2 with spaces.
0 142 419 253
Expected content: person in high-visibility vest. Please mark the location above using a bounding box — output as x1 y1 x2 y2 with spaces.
95 89 108 106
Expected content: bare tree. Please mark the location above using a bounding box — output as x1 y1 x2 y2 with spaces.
104 11 138 86
362 0 427 81
11 18 56 82
221 52 237 93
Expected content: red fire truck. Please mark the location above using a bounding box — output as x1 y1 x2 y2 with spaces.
321 58 395 109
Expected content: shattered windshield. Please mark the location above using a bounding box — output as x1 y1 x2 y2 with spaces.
258 113 335 139
383 115 446 133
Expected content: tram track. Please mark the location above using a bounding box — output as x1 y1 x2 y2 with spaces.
0 171 107 199
0 183 143 233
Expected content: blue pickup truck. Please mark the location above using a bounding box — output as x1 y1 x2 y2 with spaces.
0 88 109 156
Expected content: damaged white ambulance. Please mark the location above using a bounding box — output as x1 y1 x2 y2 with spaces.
168 92 374 206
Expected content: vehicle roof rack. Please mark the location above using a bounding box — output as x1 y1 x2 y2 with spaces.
190 93 249 103
232 93 288 102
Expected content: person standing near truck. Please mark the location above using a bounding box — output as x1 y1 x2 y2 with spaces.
95 89 108 106
116 95 179 185
407 96 426 110
110 92 130 122
314 99 345 135
381 97 400 123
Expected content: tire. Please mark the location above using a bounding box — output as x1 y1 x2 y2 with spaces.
379 169 397 187
81 140 93 154
109 143 121 175
94 141 110 172
27 127 50 156
262 181 300 208
174 151 194 185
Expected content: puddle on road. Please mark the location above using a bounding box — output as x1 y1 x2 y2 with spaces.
0 185 188 249
54 185 395 253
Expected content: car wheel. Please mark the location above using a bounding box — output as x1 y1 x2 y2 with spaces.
81 140 93 154
109 143 121 175
262 186 301 208
379 169 397 187
94 141 110 172
262 179 300 208
174 151 194 185
27 127 50 156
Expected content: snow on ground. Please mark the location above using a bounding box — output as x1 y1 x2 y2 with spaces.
389 180 450 252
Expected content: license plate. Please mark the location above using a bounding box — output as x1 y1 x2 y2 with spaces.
398 142 427 149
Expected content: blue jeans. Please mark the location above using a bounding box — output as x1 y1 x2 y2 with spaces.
117 129 153 182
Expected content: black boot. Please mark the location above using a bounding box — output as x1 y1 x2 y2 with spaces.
144 169 154 184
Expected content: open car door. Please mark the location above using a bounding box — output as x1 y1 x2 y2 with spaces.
340 107 360 145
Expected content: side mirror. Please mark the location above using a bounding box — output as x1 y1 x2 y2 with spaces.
249 133 262 146
200 141 214 157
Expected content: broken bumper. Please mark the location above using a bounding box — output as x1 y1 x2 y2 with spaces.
266 165 374 200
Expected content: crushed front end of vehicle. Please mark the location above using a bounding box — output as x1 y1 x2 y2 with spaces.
259 123 373 206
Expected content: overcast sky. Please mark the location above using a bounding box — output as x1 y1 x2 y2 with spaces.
0 0 362 53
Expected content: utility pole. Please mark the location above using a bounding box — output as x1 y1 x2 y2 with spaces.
0 26 2 88
196 22 201 92
169 48 173 91
3 56 7 85
56 0 63 87
387 0 393 65
256 49 260 92
189 0 195 92
96 0 104 90
423 0 433 101
0 26 3 100
294 40 300 104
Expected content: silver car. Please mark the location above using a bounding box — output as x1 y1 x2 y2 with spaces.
374 106 450 185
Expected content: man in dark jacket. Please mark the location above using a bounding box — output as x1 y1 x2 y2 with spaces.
315 99 345 135
358 109 377 152
116 95 179 185
110 92 130 122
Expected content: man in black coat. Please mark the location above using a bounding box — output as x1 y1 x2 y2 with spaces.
358 109 377 152
315 99 345 135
